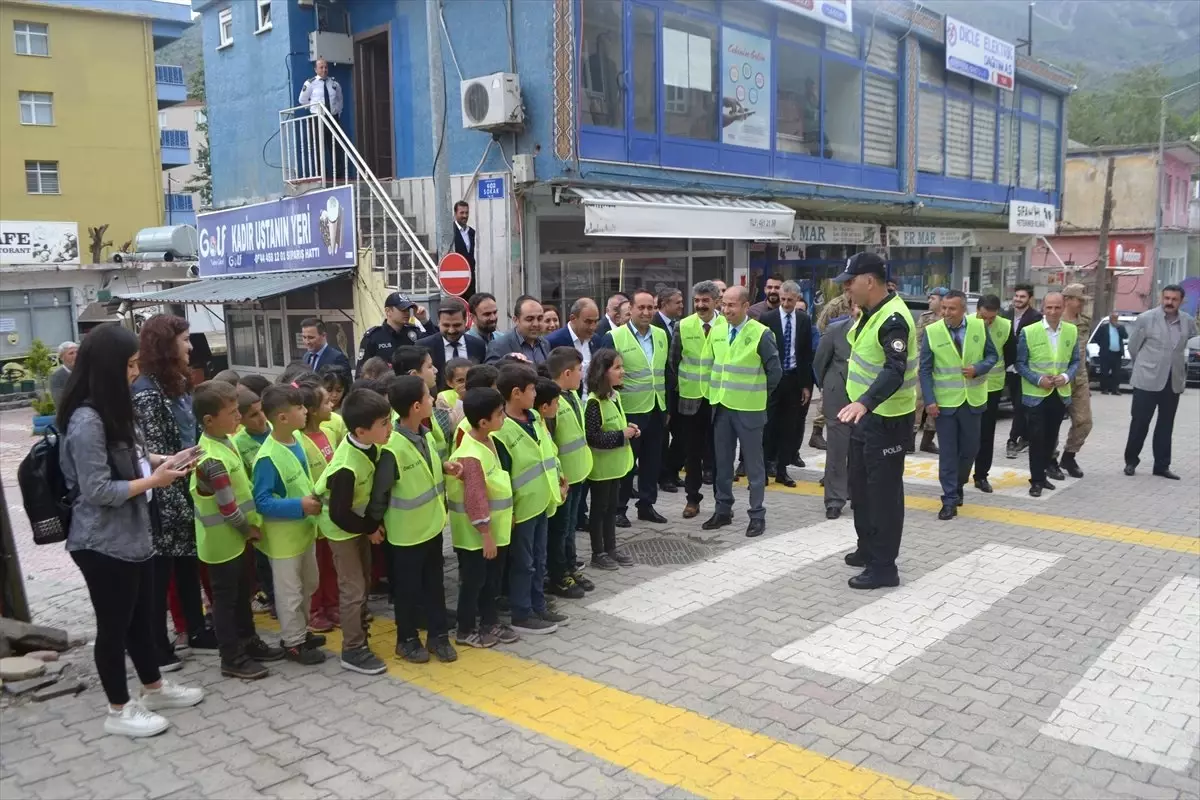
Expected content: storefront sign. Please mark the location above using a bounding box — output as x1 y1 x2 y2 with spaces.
887 227 975 248
788 219 881 246
197 186 357 277
1108 240 1147 269
761 0 853 32
945 16 1014 91
1008 201 1056 235
0 221 79 266
721 27 772 150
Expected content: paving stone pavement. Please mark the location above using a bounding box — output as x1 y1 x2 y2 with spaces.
1 392 1198 800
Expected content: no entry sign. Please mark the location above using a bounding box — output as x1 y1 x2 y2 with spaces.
438 253 472 297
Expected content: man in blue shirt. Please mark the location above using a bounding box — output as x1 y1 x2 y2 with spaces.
1089 310 1128 395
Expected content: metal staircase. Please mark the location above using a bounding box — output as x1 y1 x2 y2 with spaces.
279 105 438 296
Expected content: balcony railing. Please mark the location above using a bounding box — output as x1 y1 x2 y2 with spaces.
155 64 185 85
161 129 189 149
165 193 194 212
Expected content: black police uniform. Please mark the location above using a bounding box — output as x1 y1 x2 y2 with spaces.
847 291 914 585
356 320 435 375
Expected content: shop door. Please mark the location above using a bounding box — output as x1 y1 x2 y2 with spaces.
354 31 393 179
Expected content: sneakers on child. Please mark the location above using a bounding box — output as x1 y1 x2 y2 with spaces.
485 623 521 644
540 609 570 627
308 612 335 633
187 628 219 651
285 643 326 665
252 591 272 614
429 635 458 663
455 629 497 649
245 636 285 662
220 655 268 680
303 631 327 649
610 549 634 567
104 702 169 738
549 576 585 599
511 616 557 635
396 637 430 664
590 553 620 571
140 679 205 711
571 571 595 592
340 647 387 675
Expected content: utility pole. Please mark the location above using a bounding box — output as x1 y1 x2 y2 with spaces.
1153 81 1200 296
1094 157 1117 322
426 0 453 298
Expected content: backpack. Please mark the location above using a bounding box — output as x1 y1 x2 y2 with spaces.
18 424 74 545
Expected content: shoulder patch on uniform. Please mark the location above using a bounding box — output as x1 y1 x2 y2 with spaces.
891 339 906 352
365 325 380 335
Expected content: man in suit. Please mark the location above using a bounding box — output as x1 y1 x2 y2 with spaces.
748 274 783 321
761 280 813 487
545 297 611 379
417 301 486 389
1015 292 1078 497
1123 285 1197 480
667 281 721 520
451 201 477 300
1002 283 1043 459
1090 310 1128 394
594 292 630 340
300 318 350 372
486 295 552 364
466 292 501 344
813 301 856 519
652 288 685 492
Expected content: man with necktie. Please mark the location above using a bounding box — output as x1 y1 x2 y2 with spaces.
417 301 486 389
297 58 345 182
761 280 813 487
300 317 350 372
652 288 685 493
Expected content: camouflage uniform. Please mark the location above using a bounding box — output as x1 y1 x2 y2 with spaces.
812 293 855 432
1062 313 1093 455
913 309 941 433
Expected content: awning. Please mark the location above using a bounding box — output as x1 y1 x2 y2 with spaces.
116 269 352 304
569 188 795 241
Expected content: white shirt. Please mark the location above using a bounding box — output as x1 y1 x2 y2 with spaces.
569 324 592 396
457 223 472 252
1041 318 1071 384
443 336 467 365
657 311 675 334
298 75 343 116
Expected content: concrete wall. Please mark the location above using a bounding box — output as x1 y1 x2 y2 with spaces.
1033 234 1153 313
1061 151 1195 234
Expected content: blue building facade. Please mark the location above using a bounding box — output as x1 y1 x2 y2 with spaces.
195 0 1074 312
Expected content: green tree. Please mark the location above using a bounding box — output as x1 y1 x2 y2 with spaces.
1068 65 1199 147
184 70 212 209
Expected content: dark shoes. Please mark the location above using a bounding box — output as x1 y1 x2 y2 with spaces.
549 576 586 599
825 507 841 520
955 486 965 507
610 550 634 567
614 514 632 529
848 570 900 590
1040 479 1056 491
701 513 733 531
974 477 993 494
1005 441 1018 459
809 427 827 450
187 628 219 652
221 654 268 680
575 515 589 532
844 550 867 568
1153 468 1181 480
285 643 326 665
658 481 678 494
919 431 939 454
745 519 766 538
590 553 620 571
937 504 957 521
245 636 285 662
340 646 387 675
571 571 595 592
396 637 430 663
1045 465 1066 482
429 635 458 663
682 503 700 519
637 507 667 524
773 472 796 488
791 457 806 469
1124 463 1137 476
1029 483 1042 497
702 470 714 485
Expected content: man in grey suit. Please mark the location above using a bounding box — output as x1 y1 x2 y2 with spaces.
1123 284 1197 480
486 294 552 364
813 302 856 519
49 341 77 406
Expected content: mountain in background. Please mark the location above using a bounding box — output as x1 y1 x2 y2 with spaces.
158 22 204 94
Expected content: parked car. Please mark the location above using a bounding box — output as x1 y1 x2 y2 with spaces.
1187 335 1200 387
1085 314 1138 389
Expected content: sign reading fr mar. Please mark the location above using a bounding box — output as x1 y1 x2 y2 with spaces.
945 16 1014 91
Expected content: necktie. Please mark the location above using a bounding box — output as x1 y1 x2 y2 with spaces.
729 326 738 345
783 314 793 371
306 351 316 367
321 79 331 113
952 325 963 354
703 322 711 337
450 340 460 358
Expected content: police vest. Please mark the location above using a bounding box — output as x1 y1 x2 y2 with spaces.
491 412 557 523
252 435 317 559
232 426 269 473
611 324 668 413
312 438 375 541
553 391 592 485
707 318 768 412
320 412 348 449
191 434 260 565
382 430 446 546
676 314 715 400
846 294 918 418
926 317 988 409
446 434 514 550
586 393 634 481
984 316 1012 392
1021 323 1077 400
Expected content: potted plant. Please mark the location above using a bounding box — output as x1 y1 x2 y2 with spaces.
0 362 20 395
24 339 56 433
31 392 56 433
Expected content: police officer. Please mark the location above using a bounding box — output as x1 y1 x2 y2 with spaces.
912 287 946 454
835 253 917 590
1055 283 1092 478
356 292 436 376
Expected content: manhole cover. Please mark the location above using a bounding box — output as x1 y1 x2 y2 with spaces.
622 537 711 567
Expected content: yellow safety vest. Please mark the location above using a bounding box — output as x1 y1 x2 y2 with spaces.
232 425 270 473
846 293 918 418
252 435 317 559
676 313 715 401
491 412 557 523
446 433 514 550
983 315 1011 392
707 318 768 412
382 430 447 546
191 434 260 565
553 391 592 485
926 317 989 409
586 393 634 481
312 438 376 541
1021 323 1077 400
300 430 334 485
320 412 348 448
611 324 668 413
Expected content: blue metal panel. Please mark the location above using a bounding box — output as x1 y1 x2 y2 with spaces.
155 64 187 108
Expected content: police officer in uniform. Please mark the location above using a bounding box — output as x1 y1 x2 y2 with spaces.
1055 283 1092 478
356 292 436 376
835 253 917 590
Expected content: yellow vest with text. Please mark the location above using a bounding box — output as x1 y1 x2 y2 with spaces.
676 313 715 400
312 438 375 542
707 318 768 412
446 434 514 550
232 426 269 473
191 434 261 565
492 412 557 523
611 324 668 413
846 294 918 417
984 315 1012 392
1021 323 1077 400
320 412 348 448
553 391 592 485
586 393 634 481
300 431 333 485
926 317 989 409
382 430 446 546
252 435 317 559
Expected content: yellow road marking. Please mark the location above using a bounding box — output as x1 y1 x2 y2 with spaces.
767 481 1199 555
302 621 950 799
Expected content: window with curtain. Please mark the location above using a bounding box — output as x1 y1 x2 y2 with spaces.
945 75 972 178
580 0 625 130
863 30 899 167
918 49 945 174
662 12 718 141
971 83 996 182
776 47 822 155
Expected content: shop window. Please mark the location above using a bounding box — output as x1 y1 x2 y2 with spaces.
632 6 657 133
864 73 897 167
580 0 624 129
662 13 717 142
776 47 821 156
824 60 862 164
228 313 258 367
918 89 944 174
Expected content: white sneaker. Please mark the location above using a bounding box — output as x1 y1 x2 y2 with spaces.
140 679 205 711
104 702 169 738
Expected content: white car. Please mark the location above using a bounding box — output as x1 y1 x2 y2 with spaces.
1086 314 1138 387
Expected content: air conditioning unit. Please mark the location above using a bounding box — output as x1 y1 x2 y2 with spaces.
460 72 523 132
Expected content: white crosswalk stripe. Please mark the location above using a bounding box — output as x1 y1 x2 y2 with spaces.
587 519 853 626
1040 574 1200 770
772 543 1061 683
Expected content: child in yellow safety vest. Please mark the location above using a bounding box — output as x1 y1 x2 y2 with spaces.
544 347 595 598
231 384 275 616
295 378 340 633
437 357 473 430
584 349 638 571
394 346 454 461
190 381 284 680
453 364 500 450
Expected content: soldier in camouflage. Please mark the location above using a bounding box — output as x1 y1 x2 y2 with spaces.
1053 283 1093 478
810 287 856 450
911 288 947 454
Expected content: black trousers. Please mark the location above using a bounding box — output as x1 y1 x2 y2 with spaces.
660 410 685 482
1124 381 1181 471
1099 351 1122 393
1005 371 1029 443
455 546 507 635
681 401 714 505
1026 394 1066 485
152 554 206 659
588 478 621 556
764 370 808 472
72 550 162 706
973 389 1003 481
848 413 911 577
619 408 665 513
392 533 447 643
207 546 256 662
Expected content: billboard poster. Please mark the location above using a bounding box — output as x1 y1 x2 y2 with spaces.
0 221 79 266
197 186 356 277
945 16 1014 91
721 27 772 150
761 0 853 32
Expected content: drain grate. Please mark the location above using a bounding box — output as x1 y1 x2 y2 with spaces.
622 537 712 567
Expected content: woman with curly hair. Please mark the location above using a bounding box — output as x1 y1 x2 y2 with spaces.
132 314 217 668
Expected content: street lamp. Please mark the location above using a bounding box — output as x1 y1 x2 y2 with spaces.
1154 81 1200 295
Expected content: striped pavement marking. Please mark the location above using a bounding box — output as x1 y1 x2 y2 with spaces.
587 519 852 626
772 544 1061 684
1040 574 1200 771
